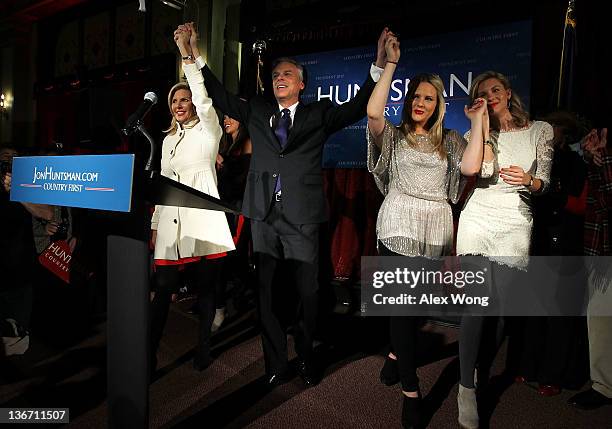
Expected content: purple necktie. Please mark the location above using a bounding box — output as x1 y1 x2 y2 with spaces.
274 108 291 193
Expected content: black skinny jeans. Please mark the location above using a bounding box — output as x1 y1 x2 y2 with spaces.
379 243 421 392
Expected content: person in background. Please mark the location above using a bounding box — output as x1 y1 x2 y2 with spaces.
517 111 590 396
568 127 612 410
212 114 253 331
1 146 54 356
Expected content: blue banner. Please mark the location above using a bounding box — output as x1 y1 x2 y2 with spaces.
10 154 135 212
295 21 533 168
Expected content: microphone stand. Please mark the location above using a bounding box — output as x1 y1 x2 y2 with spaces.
135 122 156 175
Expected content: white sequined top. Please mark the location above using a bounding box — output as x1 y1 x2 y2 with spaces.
456 121 554 269
367 120 467 257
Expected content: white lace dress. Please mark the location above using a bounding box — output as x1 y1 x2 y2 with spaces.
456 121 554 269
367 120 466 257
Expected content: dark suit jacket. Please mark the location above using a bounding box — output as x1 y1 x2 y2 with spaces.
202 65 376 224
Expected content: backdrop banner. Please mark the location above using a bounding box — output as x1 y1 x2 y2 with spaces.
295 20 532 168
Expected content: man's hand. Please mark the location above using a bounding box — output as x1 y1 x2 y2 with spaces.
375 27 390 68
186 22 199 54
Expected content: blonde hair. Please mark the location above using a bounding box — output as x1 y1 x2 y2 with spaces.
399 73 447 158
164 82 199 135
469 71 529 130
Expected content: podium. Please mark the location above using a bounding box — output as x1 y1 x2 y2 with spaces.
8 123 238 428
107 169 238 428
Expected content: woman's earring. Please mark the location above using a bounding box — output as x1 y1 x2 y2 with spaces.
507 99 512 109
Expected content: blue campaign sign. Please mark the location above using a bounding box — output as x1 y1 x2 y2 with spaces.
295 20 532 168
10 154 135 212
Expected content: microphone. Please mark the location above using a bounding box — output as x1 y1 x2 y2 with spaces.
122 92 158 135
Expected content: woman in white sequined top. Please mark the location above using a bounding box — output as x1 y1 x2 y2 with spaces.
454 71 554 429
366 33 487 428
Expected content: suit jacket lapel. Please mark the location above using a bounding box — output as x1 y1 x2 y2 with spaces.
262 103 280 151
285 103 306 150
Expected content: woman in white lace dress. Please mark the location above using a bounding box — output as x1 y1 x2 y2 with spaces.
367 34 487 428
455 71 554 429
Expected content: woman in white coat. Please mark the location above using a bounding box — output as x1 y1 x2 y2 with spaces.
150 25 235 373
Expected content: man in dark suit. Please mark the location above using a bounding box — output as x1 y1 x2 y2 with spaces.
190 24 390 386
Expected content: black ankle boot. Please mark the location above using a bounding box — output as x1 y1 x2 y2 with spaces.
401 394 421 429
380 356 400 386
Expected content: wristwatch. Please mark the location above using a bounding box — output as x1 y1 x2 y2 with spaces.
182 54 194 61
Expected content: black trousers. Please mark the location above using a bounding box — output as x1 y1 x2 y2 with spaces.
517 316 587 386
251 200 319 375
150 258 221 365
379 243 421 392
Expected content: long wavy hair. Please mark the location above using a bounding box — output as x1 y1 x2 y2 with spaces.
469 71 530 131
220 118 250 157
164 82 199 135
399 73 447 158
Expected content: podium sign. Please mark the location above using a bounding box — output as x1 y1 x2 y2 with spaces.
10 154 134 212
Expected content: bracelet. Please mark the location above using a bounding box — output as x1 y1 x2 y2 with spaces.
525 175 534 188
387 60 398 64
484 140 493 146
182 54 194 61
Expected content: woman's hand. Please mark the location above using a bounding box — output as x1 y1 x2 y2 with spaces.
216 154 224 171
499 165 530 186
174 27 190 47
68 237 78 253
385 33 400 64
151 229 157 248
464 97 486 121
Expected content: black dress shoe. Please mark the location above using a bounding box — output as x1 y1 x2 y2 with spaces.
296 360 320 388
568 388 612 410
401 394 422 429
380 356 400 386
267 369 294 387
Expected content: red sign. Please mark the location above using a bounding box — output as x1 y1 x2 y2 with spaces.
38 240 72 284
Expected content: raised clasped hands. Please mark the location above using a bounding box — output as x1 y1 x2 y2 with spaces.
174 22 200 58
384 32 400 63
464 97 487 120
174 26 190 48
376 27 396 68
